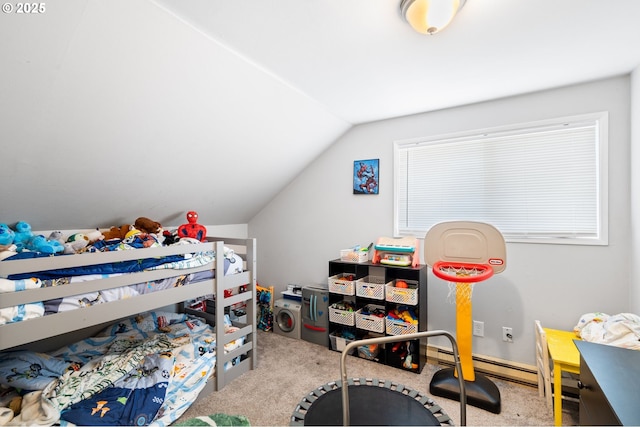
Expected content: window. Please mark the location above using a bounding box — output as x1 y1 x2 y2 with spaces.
394 112 608 245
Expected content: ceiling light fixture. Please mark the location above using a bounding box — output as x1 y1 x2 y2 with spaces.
400 0 467 35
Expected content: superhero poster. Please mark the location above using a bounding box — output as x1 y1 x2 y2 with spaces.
353 159 379 195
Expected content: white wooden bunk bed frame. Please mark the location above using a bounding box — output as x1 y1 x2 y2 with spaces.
0 236 257 392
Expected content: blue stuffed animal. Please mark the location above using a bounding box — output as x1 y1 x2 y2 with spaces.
0 223 15 246
28 235 64 254
13 221 33 252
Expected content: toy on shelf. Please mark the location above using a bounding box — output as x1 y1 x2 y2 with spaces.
177 211 207 242
372 236 419 268
257 284 274 332
387 306 418 325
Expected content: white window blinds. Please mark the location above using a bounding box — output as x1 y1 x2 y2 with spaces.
394 112 608 245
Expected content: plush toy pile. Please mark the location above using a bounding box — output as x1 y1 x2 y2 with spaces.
0 212 210 259
0 216 175 260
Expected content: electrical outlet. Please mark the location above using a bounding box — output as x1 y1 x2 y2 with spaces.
503 326 513 343
473 320 484 337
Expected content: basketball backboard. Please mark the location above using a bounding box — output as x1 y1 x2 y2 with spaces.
424 221 506 274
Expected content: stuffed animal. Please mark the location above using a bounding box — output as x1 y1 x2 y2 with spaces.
28 235 64 254
0 223 15 246
124 226 141 239
48 231 65 245
134 217 162 235
67 233 88 244
84 229 103 243
177 211 207 242
12 221 34 252
63 233 89 254
102 225 131 241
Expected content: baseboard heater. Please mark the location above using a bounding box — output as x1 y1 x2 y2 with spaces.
425 344 539 387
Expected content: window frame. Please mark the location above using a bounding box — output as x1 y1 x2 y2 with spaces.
393 112 609 245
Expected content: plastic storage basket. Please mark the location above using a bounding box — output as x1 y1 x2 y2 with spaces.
355 304 386 333
329 301 356 326
356 276 389 300
340 249 369 263
385 279 419 305
328 273 356 296
330 331 356 354
385 318 418 335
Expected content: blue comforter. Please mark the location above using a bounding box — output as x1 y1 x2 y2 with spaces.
4 252 186 280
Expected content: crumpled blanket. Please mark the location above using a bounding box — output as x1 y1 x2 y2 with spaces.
59 351 174 426
43 334 177 411
0 390 59 426
574 312 640 350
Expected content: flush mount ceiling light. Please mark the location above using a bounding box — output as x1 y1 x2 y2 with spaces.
400 0 467 35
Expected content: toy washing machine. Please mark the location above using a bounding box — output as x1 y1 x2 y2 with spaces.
274 299 302 339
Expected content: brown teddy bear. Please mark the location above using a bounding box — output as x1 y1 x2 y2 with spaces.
134 217 162 235
102 225 131 241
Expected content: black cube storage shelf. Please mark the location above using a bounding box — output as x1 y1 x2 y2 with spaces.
327 259 428 373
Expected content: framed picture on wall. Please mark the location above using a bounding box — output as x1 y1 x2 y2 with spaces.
353 159 379 195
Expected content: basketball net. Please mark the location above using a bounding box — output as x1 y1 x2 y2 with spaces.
434 262 493 382
443 264 487 303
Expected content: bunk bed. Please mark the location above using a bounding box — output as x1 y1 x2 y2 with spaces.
0 236 256 426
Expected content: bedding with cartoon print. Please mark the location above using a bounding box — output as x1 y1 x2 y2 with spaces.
0 311 245 426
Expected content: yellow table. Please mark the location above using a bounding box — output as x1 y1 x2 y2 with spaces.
543 328 581 426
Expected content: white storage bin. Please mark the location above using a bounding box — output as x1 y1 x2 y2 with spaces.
340 249 369 263
329 301 356 326
328 273 356 296
385 279 419 305
356 276 389 300
355 304 386 333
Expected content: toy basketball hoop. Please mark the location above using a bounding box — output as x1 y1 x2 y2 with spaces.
432 261 494 283
425 221 506 414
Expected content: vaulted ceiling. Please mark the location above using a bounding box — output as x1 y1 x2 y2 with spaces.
2 0 639 230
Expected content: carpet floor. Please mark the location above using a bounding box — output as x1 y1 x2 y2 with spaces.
177 330 579 426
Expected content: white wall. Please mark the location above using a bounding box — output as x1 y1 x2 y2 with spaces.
631 67 640 313
249 76 633 365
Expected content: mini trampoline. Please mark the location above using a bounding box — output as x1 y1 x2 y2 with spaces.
290 331 466 426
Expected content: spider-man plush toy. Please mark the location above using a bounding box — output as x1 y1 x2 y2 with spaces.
177 211 207 242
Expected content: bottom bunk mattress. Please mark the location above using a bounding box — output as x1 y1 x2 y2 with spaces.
0 311 244 426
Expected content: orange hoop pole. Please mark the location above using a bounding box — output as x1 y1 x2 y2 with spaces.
455 282 475 382
432 261 494 383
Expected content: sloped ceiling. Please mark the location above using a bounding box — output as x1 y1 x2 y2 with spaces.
1 0 639 230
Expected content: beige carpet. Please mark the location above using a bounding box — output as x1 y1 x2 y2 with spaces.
177 330 579 426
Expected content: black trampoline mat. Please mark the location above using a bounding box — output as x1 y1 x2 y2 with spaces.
303 386 440 426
